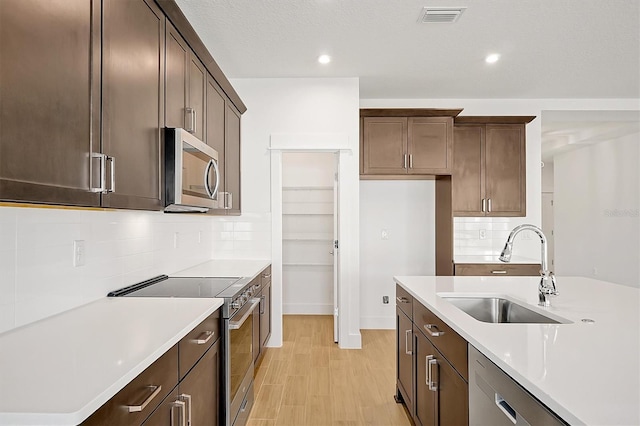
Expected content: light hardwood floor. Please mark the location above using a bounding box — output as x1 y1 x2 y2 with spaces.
248 315 412 426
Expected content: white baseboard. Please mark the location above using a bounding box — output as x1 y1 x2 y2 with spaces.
360 316 395 330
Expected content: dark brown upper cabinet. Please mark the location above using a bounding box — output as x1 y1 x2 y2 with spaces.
165 22 206 141
224 103 242 215
452 116 535 217
101 0 165 211
1 0 244 213
0 0 101 207
360 109 461 178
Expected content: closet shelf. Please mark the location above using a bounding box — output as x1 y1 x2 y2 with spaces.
283 262 334 267
282 186 333 191
283 233 334 241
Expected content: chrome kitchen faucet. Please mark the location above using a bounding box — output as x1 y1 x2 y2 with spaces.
499 224 558 307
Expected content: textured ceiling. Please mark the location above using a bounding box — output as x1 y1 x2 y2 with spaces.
175 0 640 99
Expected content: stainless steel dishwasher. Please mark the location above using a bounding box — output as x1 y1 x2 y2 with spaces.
469 345 567 425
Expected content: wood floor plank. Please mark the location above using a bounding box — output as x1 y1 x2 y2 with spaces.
249 315 412 426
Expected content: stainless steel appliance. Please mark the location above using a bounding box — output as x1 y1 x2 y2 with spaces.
469 345 566 425
164 127 221 212
108 275 260 426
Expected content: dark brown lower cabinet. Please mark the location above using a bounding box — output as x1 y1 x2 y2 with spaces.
396 307 414 417
414 326 468 426
143 339 220 426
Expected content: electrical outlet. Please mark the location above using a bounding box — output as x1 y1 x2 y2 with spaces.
479 229 486 240
382 296 389 304
381 229 389 240
73 240 85 267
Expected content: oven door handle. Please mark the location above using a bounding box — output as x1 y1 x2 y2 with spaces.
229 298 260 330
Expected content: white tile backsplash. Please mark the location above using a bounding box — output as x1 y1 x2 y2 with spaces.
0 205 223 333
211 213 272 260
454 217 539 260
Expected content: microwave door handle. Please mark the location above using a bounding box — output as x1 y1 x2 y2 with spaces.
211 158 220 200
204 159 215 198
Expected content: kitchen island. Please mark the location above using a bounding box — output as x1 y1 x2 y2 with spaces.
395 275 640 425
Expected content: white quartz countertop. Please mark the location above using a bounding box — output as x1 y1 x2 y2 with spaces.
0 297 223 425
454 254 539 264
172 258 271 279
394 275 640 425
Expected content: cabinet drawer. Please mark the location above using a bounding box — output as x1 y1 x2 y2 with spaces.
179 309 220 379
454 263 541 276
82 345 178 426
413 300 468 381
395 284 413 318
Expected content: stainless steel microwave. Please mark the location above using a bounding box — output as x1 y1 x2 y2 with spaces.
164 128 220 212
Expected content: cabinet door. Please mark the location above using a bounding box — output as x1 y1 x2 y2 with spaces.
102 0 164 210
396 307 414 416
165 22 188 129
260 282 272 348
0 0 100 206
414 327 437 426
452 125 485 216
437 352 469 426
485 125 526 216
178 339 221 426
408 117 452 175
205 74 226 214
188 54 207 141
225 103 241 214
362 117 408 174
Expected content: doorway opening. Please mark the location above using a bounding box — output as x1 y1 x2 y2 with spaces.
281 152 339 344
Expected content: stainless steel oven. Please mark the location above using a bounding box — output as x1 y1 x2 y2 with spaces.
107 274 259 426
228 297 259 426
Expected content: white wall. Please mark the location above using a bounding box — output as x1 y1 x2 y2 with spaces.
0 206 217 334
230 78 361 348
359 181 435 329
554 132 640 287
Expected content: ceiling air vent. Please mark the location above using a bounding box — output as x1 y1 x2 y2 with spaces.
418 7 466 24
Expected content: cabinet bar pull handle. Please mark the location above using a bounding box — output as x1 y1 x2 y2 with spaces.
403 154 407 169
428 357 439 391
126 385 162 412
491 270 508 274
260 295 266 314
90 153 106 193
481 198 486 212
180 394 192 426
262 273 272 279
170 399 186 426
195 330 214 344
488 198 492 212
409 154 413 168
224 192 233 209
405 329 412 355
396 296 409 304
426 354 433 389
253 283 262 291
185 107 195 133
107 156 116 193
424 324 445 337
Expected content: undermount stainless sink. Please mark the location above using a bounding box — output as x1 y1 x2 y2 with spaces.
442 296 563 324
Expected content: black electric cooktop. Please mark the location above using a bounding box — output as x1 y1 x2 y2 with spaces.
107 275 252 299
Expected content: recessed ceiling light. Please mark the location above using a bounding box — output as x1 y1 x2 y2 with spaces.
318 54 331 65
485 54 500 64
